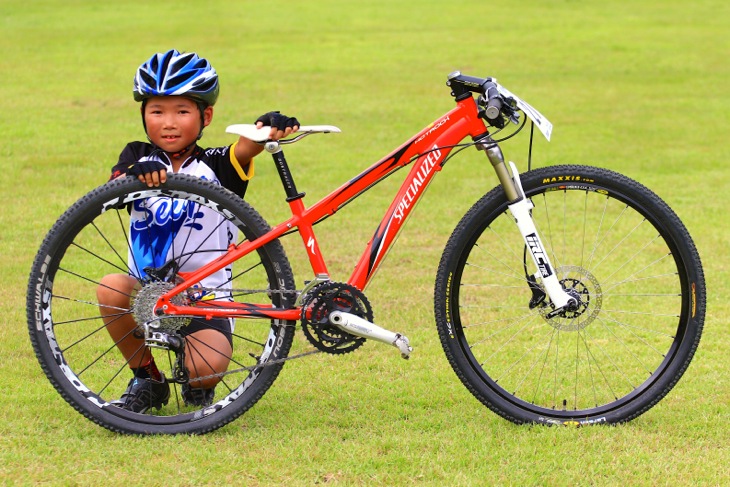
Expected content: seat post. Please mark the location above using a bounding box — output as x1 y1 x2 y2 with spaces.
266 142 305 201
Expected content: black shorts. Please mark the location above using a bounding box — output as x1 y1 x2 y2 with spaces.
181 318 233 347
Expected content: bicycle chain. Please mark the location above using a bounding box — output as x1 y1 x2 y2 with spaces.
185 286 314 384
190 348 323 383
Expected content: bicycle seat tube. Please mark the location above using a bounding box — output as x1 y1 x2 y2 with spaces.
265 141 329 276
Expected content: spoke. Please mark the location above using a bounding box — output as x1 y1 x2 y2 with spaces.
553 328 561 409
496 326 555 392
538 194 560 271
184 335 237 393
600 236 666 288
188 329 260 371
231 329 268 348
70 241 128 275
579 329 600 408
178 205 228 271
116 207 143 279
52 310 129 326
599 314 671 357
52 293 131 315
591 216 646 273
60 316 121 353
90 221 130 272
479 220 529 267
58 267 109 290
582 325 632 393
470 312 540 360
80 327 145 396
574 331 580 410
602 253 675 294
603 271 678 290
228 259 264 284
467 241 529 283
531 327 558 405
586 196 611 269
580 191 588 269
164 352 183 413
460 283 525 289
596 315 656 377
462 310 535 332
460 304 529 310
597 312 677 336
174 200 197 270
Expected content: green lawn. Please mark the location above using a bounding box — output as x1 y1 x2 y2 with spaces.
2 0 728 484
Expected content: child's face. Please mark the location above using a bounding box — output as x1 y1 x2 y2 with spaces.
143 96 212 154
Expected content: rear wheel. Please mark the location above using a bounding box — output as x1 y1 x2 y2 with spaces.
435 165 705 425
27 174 296 434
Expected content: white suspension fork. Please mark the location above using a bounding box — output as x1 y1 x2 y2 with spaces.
506 162 574 310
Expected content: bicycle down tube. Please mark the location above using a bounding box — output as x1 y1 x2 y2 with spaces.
156 96 491 320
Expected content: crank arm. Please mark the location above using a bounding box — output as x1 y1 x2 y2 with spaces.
329 311 413 359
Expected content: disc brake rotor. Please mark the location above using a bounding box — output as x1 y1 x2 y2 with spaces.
539 265 602 331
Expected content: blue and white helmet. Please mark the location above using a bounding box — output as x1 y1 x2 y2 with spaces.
133 49 219 107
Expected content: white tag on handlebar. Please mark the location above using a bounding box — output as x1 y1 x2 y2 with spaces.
495 84 553 141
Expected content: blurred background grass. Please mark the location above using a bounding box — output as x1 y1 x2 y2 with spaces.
1 0 728 484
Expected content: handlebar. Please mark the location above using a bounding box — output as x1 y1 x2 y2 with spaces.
482 81 503 122
447 71 517 129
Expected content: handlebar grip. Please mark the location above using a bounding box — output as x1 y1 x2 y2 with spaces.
483 82 503 120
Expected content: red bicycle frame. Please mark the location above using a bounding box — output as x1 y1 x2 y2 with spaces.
157 95 491 321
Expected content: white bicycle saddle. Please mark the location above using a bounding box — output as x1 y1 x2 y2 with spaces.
226 124 342 143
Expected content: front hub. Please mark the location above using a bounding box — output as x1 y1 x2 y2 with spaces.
539 266 602 331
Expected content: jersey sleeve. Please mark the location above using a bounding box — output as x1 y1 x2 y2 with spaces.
228 141 255 181
202 144 254 198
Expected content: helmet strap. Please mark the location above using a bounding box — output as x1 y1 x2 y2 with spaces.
195 101 207 140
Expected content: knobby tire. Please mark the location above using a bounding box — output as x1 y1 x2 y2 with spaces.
27 174 295 434
435 165 705 425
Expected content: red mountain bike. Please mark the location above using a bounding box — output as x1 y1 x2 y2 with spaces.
27 73 705 434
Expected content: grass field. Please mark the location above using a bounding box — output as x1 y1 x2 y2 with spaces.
2 0 728 484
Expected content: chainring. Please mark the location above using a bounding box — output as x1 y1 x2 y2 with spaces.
300 282 372 355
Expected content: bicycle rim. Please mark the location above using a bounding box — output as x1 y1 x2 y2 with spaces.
436 165 704 424
27 174 295 434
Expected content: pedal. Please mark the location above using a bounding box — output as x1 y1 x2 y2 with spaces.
392 333 413 360
329 311 413 359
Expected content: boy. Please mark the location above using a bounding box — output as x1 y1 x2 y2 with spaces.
97 49 299 413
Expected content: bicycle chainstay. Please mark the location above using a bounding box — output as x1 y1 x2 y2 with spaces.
195 286 300 297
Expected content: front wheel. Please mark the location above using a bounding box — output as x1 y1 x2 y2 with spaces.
434 165 705 425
